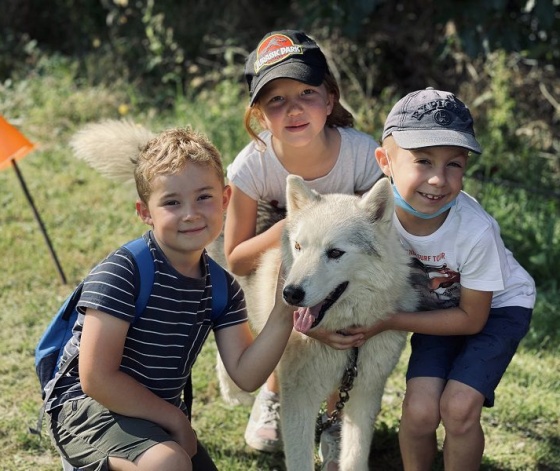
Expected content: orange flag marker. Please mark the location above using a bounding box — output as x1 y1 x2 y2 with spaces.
0 115 67 283
0 115 36 170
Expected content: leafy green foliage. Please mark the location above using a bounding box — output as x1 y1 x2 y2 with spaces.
443 0 560 62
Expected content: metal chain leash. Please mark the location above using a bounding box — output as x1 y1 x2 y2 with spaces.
315 347 359 442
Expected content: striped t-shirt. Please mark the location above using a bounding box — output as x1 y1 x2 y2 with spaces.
46 231 247 413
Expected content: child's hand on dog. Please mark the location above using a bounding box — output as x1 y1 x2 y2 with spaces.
343 317 392 342
305 326 365 350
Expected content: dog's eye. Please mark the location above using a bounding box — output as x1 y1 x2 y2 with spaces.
294 242 301 251
327 249 345 259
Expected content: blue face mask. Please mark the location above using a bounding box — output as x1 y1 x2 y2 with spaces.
392 184 456 220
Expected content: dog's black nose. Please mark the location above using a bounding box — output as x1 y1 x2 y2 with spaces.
283 285 305 305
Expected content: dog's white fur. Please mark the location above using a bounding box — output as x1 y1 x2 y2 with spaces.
218 176 418 471
69 120 418 470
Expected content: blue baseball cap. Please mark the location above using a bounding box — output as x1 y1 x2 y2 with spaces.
382 87 482 154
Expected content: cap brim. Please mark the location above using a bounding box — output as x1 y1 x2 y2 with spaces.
392 130 482 154
250 62 324 105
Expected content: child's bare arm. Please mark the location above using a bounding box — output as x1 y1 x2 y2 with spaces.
346 286 493 340
79 309 197 456
214 269 293 390
224 184 284 276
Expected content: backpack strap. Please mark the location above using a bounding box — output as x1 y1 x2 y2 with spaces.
208 257 228 320
122 237 154 320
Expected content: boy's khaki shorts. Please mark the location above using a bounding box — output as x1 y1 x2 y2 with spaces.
47 396 217 471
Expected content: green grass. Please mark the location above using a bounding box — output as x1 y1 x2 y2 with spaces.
1 58 559 470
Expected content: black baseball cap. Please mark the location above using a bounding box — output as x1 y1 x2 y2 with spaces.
382 87 482 154
245 30 328 106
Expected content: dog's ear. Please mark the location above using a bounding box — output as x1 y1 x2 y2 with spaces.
286 174 321 214
359 178 394 225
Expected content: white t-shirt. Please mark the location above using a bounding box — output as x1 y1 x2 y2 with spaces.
227 127 383 207
394 191 536 310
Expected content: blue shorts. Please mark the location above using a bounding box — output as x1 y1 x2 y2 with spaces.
406 306 532 407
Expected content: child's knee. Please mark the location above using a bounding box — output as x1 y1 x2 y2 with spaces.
133 441 192 471
401 378 444 430
401 392 440 431
440 385 484 434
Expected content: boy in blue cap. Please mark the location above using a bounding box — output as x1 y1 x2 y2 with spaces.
350 88 535 470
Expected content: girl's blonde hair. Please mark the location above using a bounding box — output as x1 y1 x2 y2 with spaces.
243 70 354 146
134 127 224 204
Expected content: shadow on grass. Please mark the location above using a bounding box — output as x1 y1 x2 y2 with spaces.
207 445 286 470
208 422 546 470
368 423 522 471
370 423 558 471
368 423 403 470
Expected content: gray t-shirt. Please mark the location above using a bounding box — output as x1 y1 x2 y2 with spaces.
227 127 383 207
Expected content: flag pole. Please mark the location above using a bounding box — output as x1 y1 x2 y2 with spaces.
10 158 67 284
0 115 67 284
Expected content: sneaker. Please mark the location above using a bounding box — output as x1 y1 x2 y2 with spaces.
319 418 341 471
244 386 282 452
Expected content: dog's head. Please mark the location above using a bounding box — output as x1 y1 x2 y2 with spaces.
281 175 409 332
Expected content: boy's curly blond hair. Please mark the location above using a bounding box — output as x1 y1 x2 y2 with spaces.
134 127 224 204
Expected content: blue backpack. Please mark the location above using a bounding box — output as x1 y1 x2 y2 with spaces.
34 237 228 398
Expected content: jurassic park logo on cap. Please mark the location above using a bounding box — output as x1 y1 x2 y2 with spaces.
254 34 304 74
244 30 328 105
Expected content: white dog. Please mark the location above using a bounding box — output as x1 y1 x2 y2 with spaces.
218 175 419 471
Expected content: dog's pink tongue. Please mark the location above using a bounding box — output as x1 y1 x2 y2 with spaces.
293 308 313 333
293 305 322 333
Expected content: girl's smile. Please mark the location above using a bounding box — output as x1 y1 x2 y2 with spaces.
285 122 309 132
257 78 333 148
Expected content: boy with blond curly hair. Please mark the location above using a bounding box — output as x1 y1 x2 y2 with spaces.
45 127 293 471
